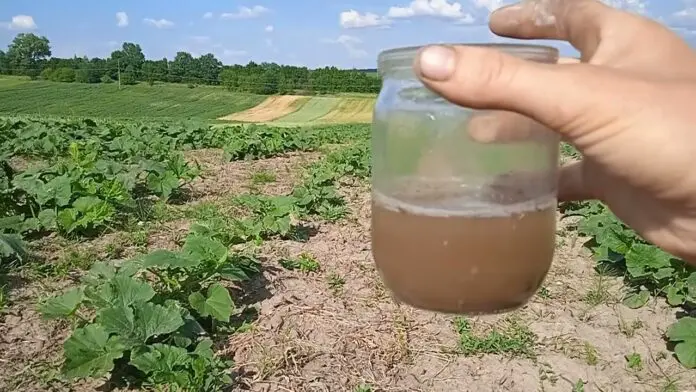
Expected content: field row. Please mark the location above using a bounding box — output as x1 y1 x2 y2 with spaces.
222 95 375 126
1 115 696 391
0 78 376 124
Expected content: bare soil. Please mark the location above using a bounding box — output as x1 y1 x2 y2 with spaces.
2 149 696 392
219 95 308 122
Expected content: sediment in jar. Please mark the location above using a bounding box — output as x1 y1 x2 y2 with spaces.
370 187 557 315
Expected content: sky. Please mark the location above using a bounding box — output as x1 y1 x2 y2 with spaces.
0 0 695 69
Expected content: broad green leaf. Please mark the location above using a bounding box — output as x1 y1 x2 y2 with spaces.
39 287 84 319
37 209 57 230
133 302 185 342
183 235 228 266
84 283 115 308
83 262 116 285
116 260 143 277
687 273 696 298
667 317 696 342
130 343 190 374
0 215 25 232
188 283 233 323
625 244 672 278
653 267 675 281
72 196 103 213
674 341 696 369
666 285 686 306
141 249 199 269
193 338 215 359
97 305 135 340
44 175 72 207
62 324 126 379
111 275 155 308
56 208 78 233
622 290 650 309
0 233 27 262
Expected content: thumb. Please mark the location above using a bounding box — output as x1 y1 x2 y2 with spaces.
412 44 622 142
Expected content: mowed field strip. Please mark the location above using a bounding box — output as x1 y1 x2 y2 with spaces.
271 96 338 124
218 95 309 122
220 95 376 126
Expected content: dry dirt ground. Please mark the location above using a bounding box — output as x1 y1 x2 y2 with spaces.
2 149 696 392
219 95 308 122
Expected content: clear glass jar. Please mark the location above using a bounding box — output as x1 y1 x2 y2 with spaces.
371 43 560 315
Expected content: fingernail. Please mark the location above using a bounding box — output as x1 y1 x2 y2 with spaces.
417 45 455 81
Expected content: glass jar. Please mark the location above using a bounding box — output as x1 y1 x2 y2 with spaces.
371 43 560 315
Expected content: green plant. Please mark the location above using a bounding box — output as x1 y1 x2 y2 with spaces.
625 352 643 371
37 229 259 390
561 200 696 367
453 316 536 358
280 253 320 273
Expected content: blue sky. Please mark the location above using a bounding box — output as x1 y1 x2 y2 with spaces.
0 0 695 69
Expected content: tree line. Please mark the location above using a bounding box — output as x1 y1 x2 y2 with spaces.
0 33 382 94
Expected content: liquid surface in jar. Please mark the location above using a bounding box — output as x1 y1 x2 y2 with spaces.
371 190 557 315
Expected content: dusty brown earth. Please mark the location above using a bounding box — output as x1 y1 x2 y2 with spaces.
219 95 309 122
2 148 696 392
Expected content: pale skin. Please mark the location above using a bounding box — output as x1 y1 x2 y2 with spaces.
411 0 696 264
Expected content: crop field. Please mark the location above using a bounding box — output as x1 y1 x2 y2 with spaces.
1 114 696 392
0 77 265 121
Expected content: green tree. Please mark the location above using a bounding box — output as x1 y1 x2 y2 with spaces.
6 33 51 78
109 42 145 80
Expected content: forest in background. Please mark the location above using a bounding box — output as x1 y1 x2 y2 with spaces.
0 33 382 95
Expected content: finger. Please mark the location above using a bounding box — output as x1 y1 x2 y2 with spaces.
467 110 553 144
413 44 630 143
558 160 594 202
489 0 616 58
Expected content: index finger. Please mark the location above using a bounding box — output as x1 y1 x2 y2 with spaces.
489 0 617 58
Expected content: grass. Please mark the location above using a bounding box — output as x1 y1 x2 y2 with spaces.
0 77 265 120
272 97 339 124
453 316 537 358
279 253 321 273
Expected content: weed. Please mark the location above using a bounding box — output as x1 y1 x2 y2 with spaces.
537 286 552 299
571 379 586 392
453 316 536 358
0 284 7 313
354 384 373 392
31 248 96 279
583 342 599 366
280 252 320 273
619 317 644 338
250 170 276 185
538 363 559 386
327 272 345 295
583 274 613 307
625 352 643 371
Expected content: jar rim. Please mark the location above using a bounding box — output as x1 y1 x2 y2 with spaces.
378 43 559 75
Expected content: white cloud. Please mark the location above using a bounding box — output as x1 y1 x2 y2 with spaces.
322 34 368 58
143 18 175 28
116 12 129 27
600 0 648 14
470 0 506 12
220 6 269 19
203 12 214 19
340 10 391 28
223 49 247 56
1 15 37 30
387 0 469 19
265 25 274 32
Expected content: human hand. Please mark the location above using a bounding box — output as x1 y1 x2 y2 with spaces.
411 0 696 262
